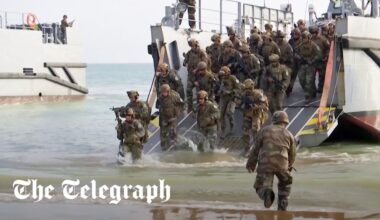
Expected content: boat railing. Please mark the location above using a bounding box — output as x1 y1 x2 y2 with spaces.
0 11 66 45
164 0 293 38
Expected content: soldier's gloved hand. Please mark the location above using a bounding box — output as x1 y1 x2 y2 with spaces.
246 160 256 173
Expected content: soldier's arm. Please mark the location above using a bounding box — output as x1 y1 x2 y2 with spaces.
282 67 290 88
246 130 263 172
288 133 297 168
135 121 145 139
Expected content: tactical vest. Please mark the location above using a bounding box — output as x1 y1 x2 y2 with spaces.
123 120 142 144
159 92 181 120
197 101 219 128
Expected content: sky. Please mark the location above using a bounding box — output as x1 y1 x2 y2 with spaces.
0 0 330 63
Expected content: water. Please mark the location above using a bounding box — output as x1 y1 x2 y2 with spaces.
0 64 380 219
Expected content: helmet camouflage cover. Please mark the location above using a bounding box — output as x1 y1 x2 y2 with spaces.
197 90 208 99
127 90 139 98
160 84 171 93
243 79 255 89
269 54 280 62
272 111 289 124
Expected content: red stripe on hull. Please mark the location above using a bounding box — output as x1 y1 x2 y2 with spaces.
343 112 380 139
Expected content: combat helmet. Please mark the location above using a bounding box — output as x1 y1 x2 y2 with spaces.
250 33 261 42
158 63 169 73
276 30 286 38
243 79 255 90
125 108 135 118
272 111 289 125
223 40 233 48
197 90 208 100
301 31 311 39
197 61 207 71
219 66 231 76
127 90 139 99
308 26 319 34
211 34 221 42
188 38 199 47
240 45 250 54
227 26 236 36
160 84 171 94
264 23 273 30
269 54 280 62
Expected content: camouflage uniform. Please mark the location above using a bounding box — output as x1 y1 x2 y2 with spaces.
265 55 290 113
220 40 241 76
227 26 242 50
277 32 294 71
206 34 222 74
119 109 145 162
246 111 297 211
260 35 280 66
249 33 263 55
196 91 220 151
241 79 269 156
218 66 240 134
296 32 321 101
195 64 217 101
287 28 302 96
178 0 196 28
159 85 185 151
183 39 208 111
310 26 330 92
155 64 185 99
125 91 151 143
239 45 261 82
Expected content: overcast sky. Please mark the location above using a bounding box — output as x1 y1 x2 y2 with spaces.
1 0 330 63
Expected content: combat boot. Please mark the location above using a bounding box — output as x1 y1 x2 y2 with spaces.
263 189 275 208
278 196 288 211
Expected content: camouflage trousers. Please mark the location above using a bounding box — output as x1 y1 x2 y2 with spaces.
186 74 196 112
160 118 178 151
268 90 285 113
122 143 142 162
242 116 262 154
287 63 298 94
178 2 196 28
219 96 236 133
254 172 293 210
298 64 316 99
316 61 327 92
198 125 218 151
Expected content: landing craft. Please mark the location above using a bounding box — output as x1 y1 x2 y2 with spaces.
142 0 380 154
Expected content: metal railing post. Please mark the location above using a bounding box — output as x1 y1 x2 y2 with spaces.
372 0 379 17
220 0 223 33
237 2 242 37
0 15 2 29
199 0 202 30
5 12 7 28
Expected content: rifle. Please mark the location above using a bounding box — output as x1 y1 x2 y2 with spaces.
268 75 285 91
110 107 124 156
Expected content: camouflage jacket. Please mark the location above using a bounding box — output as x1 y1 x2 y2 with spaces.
295 41 321 65
206 43 222 73
248 124 297 173
121 119 145 145
218 75 240 97
311 35 330 62
260 41 281 65
179 0 195 6
219 50 241 76
126 100 151 125
159 90 185 121
195 72 217 98
242 88 268 118
249 41 263 56
265 64 290 92
240 54 261 80
183 48 208 74
155 70 185 99
196 101 220 128
277 40 294 67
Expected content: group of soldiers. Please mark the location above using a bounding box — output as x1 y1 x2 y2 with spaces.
113 18 335 211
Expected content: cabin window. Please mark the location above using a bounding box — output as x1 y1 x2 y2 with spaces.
169 41 181 71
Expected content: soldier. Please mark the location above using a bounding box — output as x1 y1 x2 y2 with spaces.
183 38 208 112
218 66 240 135
249 33 263 55
296 31 321 102
227 26 242 50
327 23 335 42
297 19 307 32
220 40 241 76
119 108 145 163
155 63 185 99
126 90 151 143
196 90 220 151
246 111 297 211
264 23 274 38
276 31 293 70
194 61 217 101
239 45 261 83
287 28 302 96
241 79 269 156
178 0 196 29
265 54 290 113
158 84 185 151
206 34 222 74
309 26 330 93
260 34 280 66
321 24 329 40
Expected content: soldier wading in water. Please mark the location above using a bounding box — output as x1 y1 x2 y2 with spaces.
246 111 297 211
